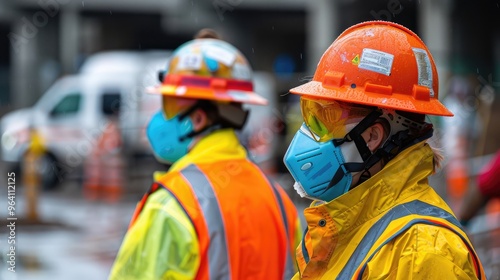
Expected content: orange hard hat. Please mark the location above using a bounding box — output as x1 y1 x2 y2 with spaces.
290 21 453 116
149 38 268 106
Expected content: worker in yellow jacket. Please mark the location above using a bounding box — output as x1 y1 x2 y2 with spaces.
283 21 486 279
109 30 301 280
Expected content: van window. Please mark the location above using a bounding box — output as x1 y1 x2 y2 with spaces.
101 92 121 116
50 94 81 117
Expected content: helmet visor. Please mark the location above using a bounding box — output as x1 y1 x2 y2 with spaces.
162 96 197 120
300 96 373 142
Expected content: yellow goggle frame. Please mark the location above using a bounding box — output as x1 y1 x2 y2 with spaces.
162 96 197 120
300 96 374 142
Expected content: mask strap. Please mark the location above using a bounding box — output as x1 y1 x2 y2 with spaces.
324 162 365 191
336 109 383 160
324 109 381 190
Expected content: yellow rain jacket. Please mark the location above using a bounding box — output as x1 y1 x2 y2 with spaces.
293 141 486 279
109 129 301 280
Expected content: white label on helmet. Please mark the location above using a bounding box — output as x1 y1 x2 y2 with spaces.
232 63 251 80
178 53 203 70
358 48 394 76
205 46 236 66
412 48 434 97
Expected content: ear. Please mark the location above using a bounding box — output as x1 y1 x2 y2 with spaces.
361 122 386 152
190 108 209 132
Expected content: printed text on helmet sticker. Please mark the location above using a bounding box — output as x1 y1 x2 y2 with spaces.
412 48 434 97
358 48 394 76
177 53 203 70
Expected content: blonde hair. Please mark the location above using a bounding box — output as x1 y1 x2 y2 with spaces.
427 135 444 172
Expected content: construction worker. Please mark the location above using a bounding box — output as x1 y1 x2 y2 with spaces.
109 30 301 280
283 21 486 279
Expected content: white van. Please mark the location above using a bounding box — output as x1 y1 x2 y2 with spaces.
1 50 169 188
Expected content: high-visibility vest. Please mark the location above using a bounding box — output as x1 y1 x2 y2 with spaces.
131 162 297 280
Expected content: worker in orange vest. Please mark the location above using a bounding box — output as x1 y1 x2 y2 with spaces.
109 30 301 279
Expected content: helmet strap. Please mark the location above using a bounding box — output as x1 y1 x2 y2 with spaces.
177 100 247 141
177 101 220 142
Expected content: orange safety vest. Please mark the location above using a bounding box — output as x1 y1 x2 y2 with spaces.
130 160 297 279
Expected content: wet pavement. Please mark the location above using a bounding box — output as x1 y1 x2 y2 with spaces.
0 181 141 280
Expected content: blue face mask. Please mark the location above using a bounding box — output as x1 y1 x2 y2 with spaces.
146 110 194 164
283 124 357 202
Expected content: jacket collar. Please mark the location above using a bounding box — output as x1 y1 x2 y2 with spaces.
170 128 248 172
305 141 436 237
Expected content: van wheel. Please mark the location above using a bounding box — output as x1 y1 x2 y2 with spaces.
21 152 63 191
37 153 63 190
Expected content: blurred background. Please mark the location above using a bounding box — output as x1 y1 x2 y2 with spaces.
0 0 499 279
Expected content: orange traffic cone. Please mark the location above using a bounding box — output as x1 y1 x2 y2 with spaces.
83 152 102 201
83 119 124 203
446 137 469 213
101 151 125 203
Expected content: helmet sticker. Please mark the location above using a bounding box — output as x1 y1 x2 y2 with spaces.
412 48 434 97
175 86 187 96
177 53 203 70
204 45 236 66
232 63 251 80
351 54 360 65
358 48 394 76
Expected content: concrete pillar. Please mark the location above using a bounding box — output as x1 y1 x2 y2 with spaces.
306 0 339 74
59 8 80 74
418 0 452 98
10 14 39 108
494 30 500 85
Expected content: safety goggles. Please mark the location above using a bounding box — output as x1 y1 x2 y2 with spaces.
162 96 197 120
300 96 374 142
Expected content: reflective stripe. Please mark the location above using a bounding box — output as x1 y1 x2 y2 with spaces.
268 182 295 280
356 219 482 280
301 228 310 263
181 165 231 280
338 200 470 279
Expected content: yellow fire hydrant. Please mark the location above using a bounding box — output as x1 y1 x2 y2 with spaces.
22 129 46 223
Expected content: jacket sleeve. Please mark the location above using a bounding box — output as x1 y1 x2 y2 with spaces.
363 224 481 279
108 189 200 280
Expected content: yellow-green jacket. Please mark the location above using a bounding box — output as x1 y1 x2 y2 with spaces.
293 141 485 279
109 129 301 280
